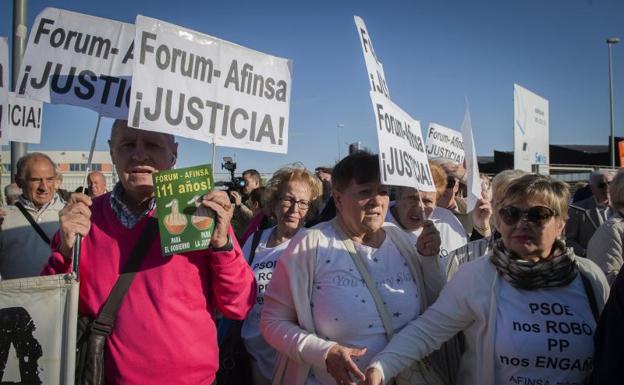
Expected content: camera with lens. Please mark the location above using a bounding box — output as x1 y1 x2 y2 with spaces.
214 157 246 197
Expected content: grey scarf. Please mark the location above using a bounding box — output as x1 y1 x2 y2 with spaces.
489 238 577 290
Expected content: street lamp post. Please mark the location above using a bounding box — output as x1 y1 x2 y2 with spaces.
607 37 620 168
11 0 28 182
337 123 345 160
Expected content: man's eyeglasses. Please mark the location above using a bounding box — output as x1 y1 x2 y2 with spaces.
498 205 557 227
280 197 310 211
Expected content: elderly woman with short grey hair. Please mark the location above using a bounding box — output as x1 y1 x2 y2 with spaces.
261 152 447 385
587 169 624 285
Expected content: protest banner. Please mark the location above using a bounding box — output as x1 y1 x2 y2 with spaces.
369 92 435 192
153 164 215 256
129 16 292 154
460 105 481 212
514 84 549 173
17 7 134 119
425 122 464 164
0 37 8 144
0 274 78 385
4 92 43 144
354 16 390 98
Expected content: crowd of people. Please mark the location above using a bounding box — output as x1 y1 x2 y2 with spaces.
0 119 623 385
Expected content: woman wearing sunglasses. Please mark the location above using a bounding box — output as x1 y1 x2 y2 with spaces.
363 174 610 385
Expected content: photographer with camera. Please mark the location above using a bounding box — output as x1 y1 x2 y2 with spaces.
230 169 263 241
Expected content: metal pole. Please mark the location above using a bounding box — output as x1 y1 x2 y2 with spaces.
337 123 344 161
211 142 217 180
607 37 620 168
81 114 102 190
10 0 28 182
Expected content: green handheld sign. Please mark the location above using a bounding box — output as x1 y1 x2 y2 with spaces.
153 164 215 256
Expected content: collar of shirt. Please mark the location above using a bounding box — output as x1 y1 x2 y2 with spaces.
17 193 61 213
593 196 609 210
110 182 156 229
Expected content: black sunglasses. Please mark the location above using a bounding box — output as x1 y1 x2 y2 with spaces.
498 205 558 226
446 177 457 189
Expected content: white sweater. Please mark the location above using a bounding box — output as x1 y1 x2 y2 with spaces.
260 219 446 385
368 254 610 385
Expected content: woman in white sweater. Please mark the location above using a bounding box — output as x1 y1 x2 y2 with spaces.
241 166 322 385
365 174 610 385
260 152 447 385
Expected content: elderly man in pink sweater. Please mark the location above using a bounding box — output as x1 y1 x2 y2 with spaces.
43 120 256 385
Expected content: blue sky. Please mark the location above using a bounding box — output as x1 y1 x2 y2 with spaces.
1 0 623 175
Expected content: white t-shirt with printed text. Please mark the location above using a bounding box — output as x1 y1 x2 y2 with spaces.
241 227 291 380
306 224 421 385
494 275 596 385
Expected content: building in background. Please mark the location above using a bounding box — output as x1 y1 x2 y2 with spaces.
478 144 618 191
1 150 115 192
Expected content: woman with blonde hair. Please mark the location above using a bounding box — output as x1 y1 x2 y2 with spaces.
239 166 322 385
446 169 527 277
365 174 609 385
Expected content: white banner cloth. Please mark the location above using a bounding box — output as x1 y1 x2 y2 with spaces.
129 15 292 154
425 122 465 164
18 7 134 119
370 92 435 192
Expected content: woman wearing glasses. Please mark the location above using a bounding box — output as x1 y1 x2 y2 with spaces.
364 174 609 385
261 152 446 385
240 166 322 385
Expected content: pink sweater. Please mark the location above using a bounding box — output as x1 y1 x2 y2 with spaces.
43 194 256 385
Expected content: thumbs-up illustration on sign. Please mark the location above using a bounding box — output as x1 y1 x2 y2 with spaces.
164 199 188 235
187 195 216 231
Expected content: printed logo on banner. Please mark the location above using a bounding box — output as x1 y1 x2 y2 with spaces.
425 122 465 164
0 275 79 385
0 37 9 144
129 15 292 154
0 307 44 383
5 92 43 144
17 8 134 119
369 92 435 192
354 16 390 98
